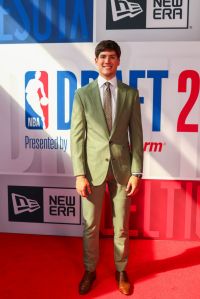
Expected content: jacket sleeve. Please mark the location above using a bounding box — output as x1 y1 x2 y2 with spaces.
129 89 143 174
70 90 86 176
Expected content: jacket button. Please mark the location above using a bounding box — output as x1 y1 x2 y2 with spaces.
105 158 109 162
109 141 113 144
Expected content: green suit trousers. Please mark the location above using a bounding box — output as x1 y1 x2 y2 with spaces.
82 166 131 272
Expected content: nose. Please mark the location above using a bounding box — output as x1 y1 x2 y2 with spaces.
105 56 111 63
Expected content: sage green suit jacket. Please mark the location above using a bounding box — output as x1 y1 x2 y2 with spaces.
70 79 143 186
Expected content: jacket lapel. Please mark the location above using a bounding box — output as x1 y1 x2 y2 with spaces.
111 81 127 136
89 80 110 137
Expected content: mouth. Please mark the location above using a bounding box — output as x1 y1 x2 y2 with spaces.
103 66 113 69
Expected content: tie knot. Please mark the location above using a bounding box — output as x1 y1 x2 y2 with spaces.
104 82 110 88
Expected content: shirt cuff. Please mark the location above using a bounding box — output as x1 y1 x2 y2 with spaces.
132 173 143 178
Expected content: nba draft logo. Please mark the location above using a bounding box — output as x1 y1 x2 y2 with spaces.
25 71 49 130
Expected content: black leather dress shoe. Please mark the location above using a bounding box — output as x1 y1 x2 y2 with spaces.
79 271 96 295
115 271 132 295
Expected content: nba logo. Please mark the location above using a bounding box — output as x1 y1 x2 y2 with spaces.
25 71 49 129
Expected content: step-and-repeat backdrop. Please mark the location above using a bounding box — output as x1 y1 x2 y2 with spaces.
0 0 200 240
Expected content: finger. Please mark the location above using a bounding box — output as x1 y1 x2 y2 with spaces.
128 184 139 196
127 188 134 196
77 186 86 197
126 182 131 192
86 183 92 195
77 189 82 196
82 190 87 197
127 184 136 196
82 191 87 197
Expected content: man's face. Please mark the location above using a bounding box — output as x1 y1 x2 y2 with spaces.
95 50 120 80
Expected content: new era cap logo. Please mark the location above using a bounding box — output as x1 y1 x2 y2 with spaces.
8 186 43 223
12 193 40 215
111 0 143 21
107 0 146 29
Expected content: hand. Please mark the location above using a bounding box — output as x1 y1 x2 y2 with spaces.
126 175 141 197
76 176 92 198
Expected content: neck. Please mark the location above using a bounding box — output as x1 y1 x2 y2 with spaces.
99 74 116 81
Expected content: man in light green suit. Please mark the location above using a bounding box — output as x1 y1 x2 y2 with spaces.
70 40 143 295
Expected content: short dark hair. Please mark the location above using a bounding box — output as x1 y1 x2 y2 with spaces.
95 40 121 58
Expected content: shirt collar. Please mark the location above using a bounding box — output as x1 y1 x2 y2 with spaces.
97 75 117 88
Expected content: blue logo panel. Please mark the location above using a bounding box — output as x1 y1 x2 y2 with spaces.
0 0 93 43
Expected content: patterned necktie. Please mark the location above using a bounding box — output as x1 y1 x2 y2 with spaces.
103 82 112 132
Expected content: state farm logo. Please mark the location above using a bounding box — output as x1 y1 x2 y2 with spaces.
106 0 189 29
144 141 166 152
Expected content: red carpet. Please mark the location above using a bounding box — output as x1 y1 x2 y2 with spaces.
0 233 200 299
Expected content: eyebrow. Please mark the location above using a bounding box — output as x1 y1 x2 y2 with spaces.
99 54 117 57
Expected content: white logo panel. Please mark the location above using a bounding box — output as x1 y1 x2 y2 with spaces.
146 0 189 28
43 188 81 224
